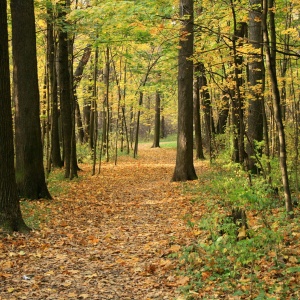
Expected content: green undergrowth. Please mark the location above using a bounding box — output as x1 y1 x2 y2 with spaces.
20 200 51 230
46 168 71 196
21 168 74 229
176 161 300 299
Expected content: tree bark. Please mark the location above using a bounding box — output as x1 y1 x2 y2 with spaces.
152 91 161 148
230 19 247 164
198 62 214 160
73 45 92 144
58 0 73 178
193 63 205 159
11 0 52 199
160 114 166 139
0 0 30 232
246 0 264 173
262 0 293 216
47 4 63 168
172 0 197 181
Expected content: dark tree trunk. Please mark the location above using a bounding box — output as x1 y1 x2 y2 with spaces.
160 114 166 139
83 98 91 143
68 36 78 179
198 62 215 160
73 45 92 87
0 0 30 232
193 63 205 160
58 0 73 178
152 91 161 148
199 63 215 136
91 48 99 175
134 92 143 158
103 47 110 161
75 101 85 144
47 4 63 168
246 0 264 173
11 0 52 200
172 0 197 181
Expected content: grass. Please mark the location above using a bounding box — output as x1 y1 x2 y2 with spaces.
159 134 177 148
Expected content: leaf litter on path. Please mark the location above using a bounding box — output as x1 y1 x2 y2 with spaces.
0 146 208 300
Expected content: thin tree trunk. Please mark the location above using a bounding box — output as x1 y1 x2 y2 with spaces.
199 62 214 160
193 63 205 159
69 35 78 179
160 114 166 139
262 0 293 217
103 47 110 162
230 2 247 164
92 47 99 175
133 51 161 157
152 91 161 148
134 92 143 158
47 5 63 168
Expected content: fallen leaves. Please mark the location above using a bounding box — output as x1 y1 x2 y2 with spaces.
5 145 297 299
0 146 207 299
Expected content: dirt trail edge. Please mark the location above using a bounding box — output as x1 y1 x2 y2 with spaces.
0 146 208 300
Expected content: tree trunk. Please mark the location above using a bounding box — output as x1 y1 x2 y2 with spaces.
230 17 247 164
58 0 73 178
152 91 161 148
198 62 214 160
246 0 264 173
160 114 166 139
262 0 293 217
172 0 197 181
91 48 99 175
193 63 205 159
11 0 52 199
102 47 110 161
47 4 63 168
0 0 30 232
73 45 92 144
68 35 78 179
134 92 143 158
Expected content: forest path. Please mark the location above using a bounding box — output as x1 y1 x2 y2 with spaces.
0 145 209 300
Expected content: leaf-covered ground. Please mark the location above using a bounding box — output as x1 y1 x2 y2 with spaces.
1 146 299 299
0 146 208 300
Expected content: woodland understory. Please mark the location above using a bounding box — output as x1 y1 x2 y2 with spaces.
0 145 299 300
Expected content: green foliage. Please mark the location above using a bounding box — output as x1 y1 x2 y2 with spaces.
77 143 94 164
46 169 70 196
176 160 300 299
20 200 51 229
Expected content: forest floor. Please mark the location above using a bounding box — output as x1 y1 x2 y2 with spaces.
0 145 209 300
0 145 299 299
